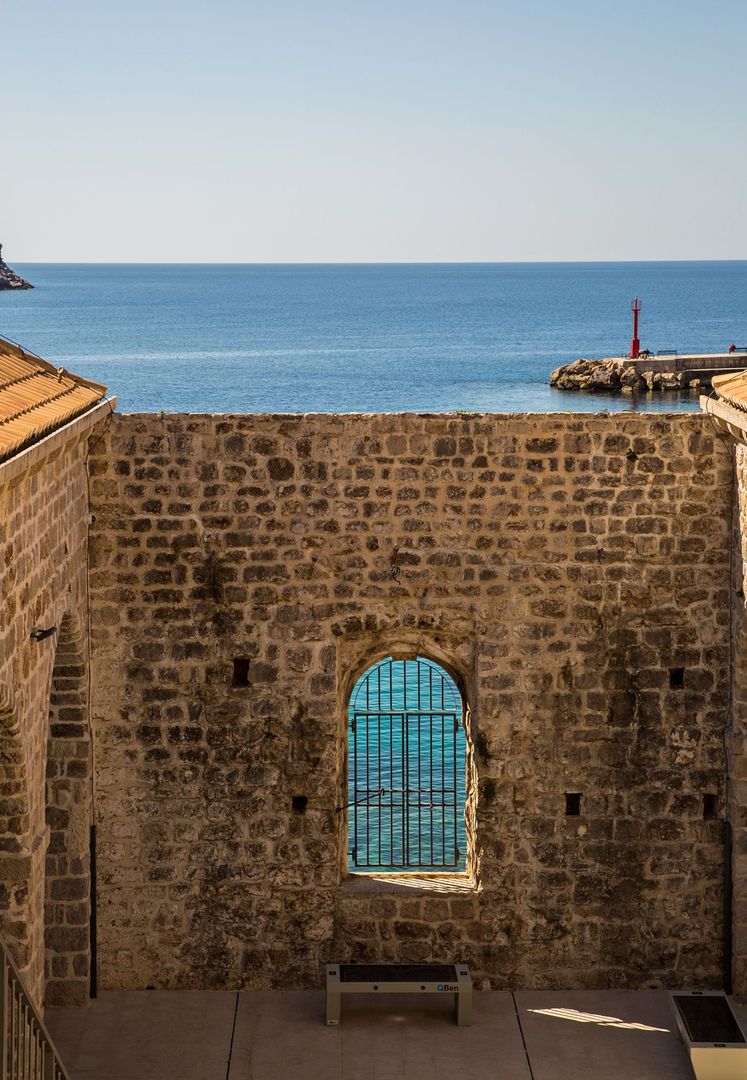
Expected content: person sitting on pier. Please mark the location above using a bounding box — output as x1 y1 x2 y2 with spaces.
729 343 737 353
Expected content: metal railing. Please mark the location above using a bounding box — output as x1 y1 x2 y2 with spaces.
1 940 70 1080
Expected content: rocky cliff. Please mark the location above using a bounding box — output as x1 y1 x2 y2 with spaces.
0 246 33 290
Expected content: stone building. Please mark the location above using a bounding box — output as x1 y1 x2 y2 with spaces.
4 331 747 1009
0 337 111 1005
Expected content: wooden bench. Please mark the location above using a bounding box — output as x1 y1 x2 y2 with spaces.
671 991 747 1079
325 963 472 1026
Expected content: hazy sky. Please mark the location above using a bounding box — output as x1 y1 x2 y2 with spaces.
3 0 746 262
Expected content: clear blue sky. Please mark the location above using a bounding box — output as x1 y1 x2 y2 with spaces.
3 0 745 262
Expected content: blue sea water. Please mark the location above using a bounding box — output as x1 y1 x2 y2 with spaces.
348 659 467 873
2 261 746 414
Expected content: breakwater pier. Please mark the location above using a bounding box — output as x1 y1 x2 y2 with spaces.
551 351 747 394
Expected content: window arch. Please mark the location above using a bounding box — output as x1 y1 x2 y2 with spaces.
347 656 467 871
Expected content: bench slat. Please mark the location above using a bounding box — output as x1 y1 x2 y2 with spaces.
340 964 457 983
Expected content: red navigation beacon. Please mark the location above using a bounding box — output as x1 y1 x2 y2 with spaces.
630 297 642 359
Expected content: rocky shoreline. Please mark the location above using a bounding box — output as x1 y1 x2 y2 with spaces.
0 245 33 291
550 357 698 394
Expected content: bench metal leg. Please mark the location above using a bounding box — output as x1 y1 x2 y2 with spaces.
456 966 472 1026
326 965 341 1025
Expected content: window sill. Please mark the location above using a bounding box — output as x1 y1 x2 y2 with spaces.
340 872 476 895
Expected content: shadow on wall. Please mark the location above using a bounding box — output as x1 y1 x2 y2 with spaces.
44 613 92 1007
0 686 33 974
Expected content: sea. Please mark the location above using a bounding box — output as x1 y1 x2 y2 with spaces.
3 261 746 414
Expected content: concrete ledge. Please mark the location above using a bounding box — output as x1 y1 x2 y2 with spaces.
618 354 747 374
340 873 477 894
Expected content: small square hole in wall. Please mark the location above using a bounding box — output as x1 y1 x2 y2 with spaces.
292 795 308 815
565 793 582 816
669 667 685 690
703 793 718 819
232 658 250 687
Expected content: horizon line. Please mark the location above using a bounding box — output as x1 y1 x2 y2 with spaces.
11 258 747 267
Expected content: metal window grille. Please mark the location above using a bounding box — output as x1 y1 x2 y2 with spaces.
347 657 467 871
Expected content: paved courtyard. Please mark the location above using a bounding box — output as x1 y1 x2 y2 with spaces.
45 987 736 1079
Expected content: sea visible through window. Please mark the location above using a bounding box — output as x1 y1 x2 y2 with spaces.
347 657 467 872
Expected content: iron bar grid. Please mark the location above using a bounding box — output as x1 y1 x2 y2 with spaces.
348 658 466 871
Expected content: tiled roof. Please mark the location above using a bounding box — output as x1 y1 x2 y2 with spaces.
0 336 107 463
712 370 747 412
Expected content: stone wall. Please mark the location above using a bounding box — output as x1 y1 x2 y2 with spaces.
88 411 733 992
729 443 747 994
0 419 102 1006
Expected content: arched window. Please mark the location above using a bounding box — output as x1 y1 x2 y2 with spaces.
347 656 467 871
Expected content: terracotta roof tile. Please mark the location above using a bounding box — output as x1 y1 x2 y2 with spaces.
712 370 747 412
0 336 107 463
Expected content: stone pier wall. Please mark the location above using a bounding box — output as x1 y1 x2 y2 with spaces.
88 411 732 992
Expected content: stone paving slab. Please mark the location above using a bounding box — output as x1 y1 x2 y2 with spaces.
515 990 692 1080
46 988 719 1080
227 990 531 1080
47 990 237 1080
